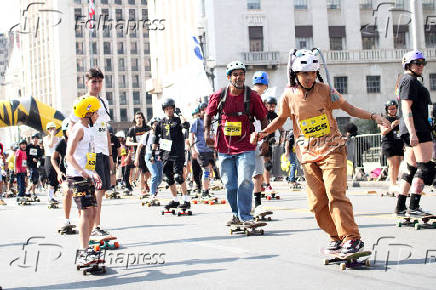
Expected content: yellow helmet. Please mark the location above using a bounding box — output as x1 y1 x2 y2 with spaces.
73 95 100 118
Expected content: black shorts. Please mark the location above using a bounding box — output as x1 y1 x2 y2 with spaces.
138 147 149 174
29 168 39 185
401 132 433 147
96 153 111 190
197 151 215 168
67 177 97 210
265 145 273 158
163 159 185 186
45 157 59 187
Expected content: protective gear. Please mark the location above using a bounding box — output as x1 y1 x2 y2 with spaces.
415 161 436 185
162 98 175 111
73 95 100 118
401 163 417 184
385 100 398 112
291 49 320 72
198 102 208 111
19 139 27 145
192 107 200 116
148 117 161 126
264 160 273 172
174 173 184 185
46 122 57 130
226 60 246 76
31 133 39 139
252 71 268 86
402 50 425 69
203 168 210 180
61 118 70 131
115 131 126 138
265 96 278 105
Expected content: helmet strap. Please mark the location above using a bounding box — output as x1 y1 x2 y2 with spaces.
296 78 316 99
407 69 424 82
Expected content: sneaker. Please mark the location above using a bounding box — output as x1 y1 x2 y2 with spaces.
165 200 180 209
394 206 408 216
407 207 432 217
324 240 342 254
178 201 191 209
242 219 257 226
91 227 110 236
50 198 59 204
340 239 364 255
226 215 241 226
265 184 273 193
25 193 31 198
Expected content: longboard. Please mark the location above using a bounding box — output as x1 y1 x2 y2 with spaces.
323 250 372 270
396 214 436 230
141 198 161 207
255 211 273 222
229 222 267 236
89 236 117 245
58 224 77 235
76 259 106 275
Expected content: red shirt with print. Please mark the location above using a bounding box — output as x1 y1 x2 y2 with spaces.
206 87 267 155
15 149 27 173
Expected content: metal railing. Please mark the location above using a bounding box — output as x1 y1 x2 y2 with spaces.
241 51 280 65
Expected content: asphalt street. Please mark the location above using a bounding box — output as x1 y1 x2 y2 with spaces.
1 180 436 289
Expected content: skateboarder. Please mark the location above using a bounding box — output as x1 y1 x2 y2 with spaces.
43 122 60 203
396 50 434 217
66 95 102 264
26 134 43 199
15 140 28 199
284 130 300 189
263 96 280 193
258 49 390 254
154 98 191 210
204 61 268 225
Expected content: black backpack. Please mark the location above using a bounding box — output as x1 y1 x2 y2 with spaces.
216 86 253 123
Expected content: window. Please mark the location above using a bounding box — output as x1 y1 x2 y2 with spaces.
249 26 263 52
106 75 113 88
129 9 136 20
423 0 435 9
294 0 307 9
295 26 313 49
131 41 138 54
75 25 83 37
247 0 261 9
130 31 137 38
330 37 344 50
76 42 84 54
133 91 141 105
430 74 436 90
141 0 147 5
77 59 84 72
425 30 436 48
119 75 126 88
327 0 341 9
119 58 125 71
90 42 98 54
144 57 151 71
359 0 372 9
120 108 128 121
395 0 404 9
393 25 408 49
106 92 113 105
117 29 124 38
105 58 112 71
334 77 348 94
134 107 141 114
119 91 127 105
74 0 81 5
143 29 149 38
101 0 108 4
131 58 139 71
146 107 153 120
295 37 313 49
103 28 111 38
146 92 152 105
132 75 140 88
366 76 381 93
329 26 346 50
116 9 123 20
142 8 148 19
90 58 98 67
128 0 135 4
103 42 111 54
361 26 379 49
109 109 114 120
77 76 85 88
115 0 122 4
118 42 124 54
90 30 97 38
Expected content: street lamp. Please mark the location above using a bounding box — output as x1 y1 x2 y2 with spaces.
205 58 216 92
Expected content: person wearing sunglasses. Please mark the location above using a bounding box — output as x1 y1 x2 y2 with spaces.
395 50 433 217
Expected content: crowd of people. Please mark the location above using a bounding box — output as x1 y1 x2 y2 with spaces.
0 48 434 266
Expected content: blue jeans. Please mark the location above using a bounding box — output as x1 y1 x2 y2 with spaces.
288 151 297 182
145 153 163 196
16 172 26 196
218 151 255 221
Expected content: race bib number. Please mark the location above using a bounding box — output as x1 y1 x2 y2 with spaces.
299 114 331 138
85 152 96 171
393 131 401 139
29 149 38 156
223 122 242 136
96 121 107 137
160 139 172 151
22 160 27 167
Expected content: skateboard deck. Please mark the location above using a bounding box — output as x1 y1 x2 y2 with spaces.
93 240 120 251
89 236 117 245
176 208 192 216
58 224 77 235
397 215 436 230
380 191 398 197
142 198 161 207
76 259 106 275
323 250 372 270
26 196 40 202
229 222 267 236
192 196 226 205
17 198 31 206
161 208 176 215
264 191 280 200
105 191 121 199
48 202 59 209
255 211 273 222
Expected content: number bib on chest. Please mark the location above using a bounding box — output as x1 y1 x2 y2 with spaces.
22 160 27 168
223 122 242 136
85 152 96 171
299 114 331 138
160 139 173 151
29 148 38 156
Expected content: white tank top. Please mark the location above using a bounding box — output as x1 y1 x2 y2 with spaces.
66 122 96 177
43 136 59 157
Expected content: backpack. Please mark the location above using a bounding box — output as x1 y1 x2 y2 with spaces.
216 86 253 123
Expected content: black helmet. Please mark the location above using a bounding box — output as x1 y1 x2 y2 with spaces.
162 98 175 111
265 97 278 105
32 133 40 139
19 139 27 145
385 100 398 112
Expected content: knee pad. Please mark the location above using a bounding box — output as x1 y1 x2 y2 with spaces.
203 169 210 180
401 163 417 184
415 161 436 185
174 173 184 185
264 161 273 172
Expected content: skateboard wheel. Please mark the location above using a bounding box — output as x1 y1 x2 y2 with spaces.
188 211 192 216
323 258 329 265
76 265 80 271
260 229 264 235
267 217 272 221
276 196 280 200
209 201 215 205
192 200 197 204
230 229 233 235
94 245 100 251
157 202 161 206
83 270 87 276
365 259 371 266
147 203 151 207
114 242 119 248
340 263 346 270
161 211 164 215
141 202 145 206
267 196 272 200
171 210 176 215
221 200 226 204
415 223 421 230
246 231 251 236
177 212 181 216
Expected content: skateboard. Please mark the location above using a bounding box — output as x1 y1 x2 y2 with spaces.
25 195 40 202
176 207 192 216
48 201 59 209
323 251 372 270
17 197 31 206
141 198 160 207
290 183 303 191
264 191 280 200
105 191 121 199
139 193 151 199
161 208 176 215
89 236 119 250
58 224 77 235
192 196 226 205
76 259 106 275
229 222 266 236
210 184 223 191
255 211 273 222
380 191 398 197
4 192 16 198
396 215 436 230
89 236 117 246
123 190 133 196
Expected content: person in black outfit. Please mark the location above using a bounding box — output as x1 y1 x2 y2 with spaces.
26 134 43 197
263 96 279 193
107 124 121 191
154 98 191 209
395 50 433 217
379 100 404 194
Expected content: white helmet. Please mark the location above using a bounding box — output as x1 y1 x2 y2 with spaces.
291 49 320 72
115 131 126 138
226 60 246 76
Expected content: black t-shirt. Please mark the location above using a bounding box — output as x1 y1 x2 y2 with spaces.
399 74 432 135
54 138 67 173
26 144 43 169
267 111 278 140
127 126 150 143
155 116 185 161
111 135 121 163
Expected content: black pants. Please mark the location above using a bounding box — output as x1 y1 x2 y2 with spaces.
122 165 133 190
192 158 202 190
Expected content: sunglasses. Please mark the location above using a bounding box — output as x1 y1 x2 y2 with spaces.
411 60 427 66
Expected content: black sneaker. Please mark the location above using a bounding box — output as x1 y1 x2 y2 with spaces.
165 200 180 209
178 201 191 209
340 239 364 255
226 215 241 226
394 207 408 217
407 207 432 217
324 240 342 254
